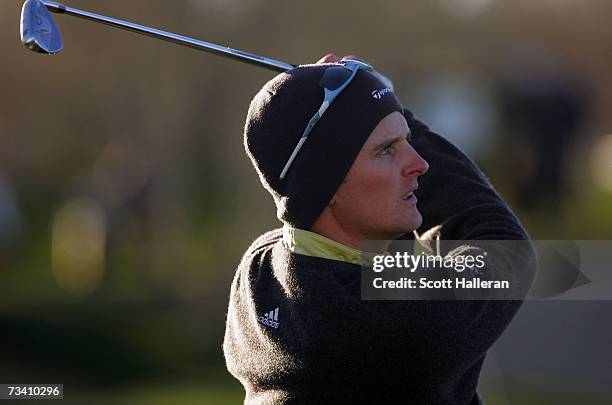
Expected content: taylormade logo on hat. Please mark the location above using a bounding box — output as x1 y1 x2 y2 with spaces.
371 87 393 100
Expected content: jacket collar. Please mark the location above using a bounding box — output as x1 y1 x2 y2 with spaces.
282 225 364 265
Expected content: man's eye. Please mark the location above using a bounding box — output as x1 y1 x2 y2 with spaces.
379 145 392 155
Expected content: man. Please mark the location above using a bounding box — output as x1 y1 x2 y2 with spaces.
223 54 535 404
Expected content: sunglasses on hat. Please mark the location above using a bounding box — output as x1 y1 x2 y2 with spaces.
279 60 373 180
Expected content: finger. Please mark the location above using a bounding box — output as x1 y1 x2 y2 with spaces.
316 53 340 64
341 55 366 63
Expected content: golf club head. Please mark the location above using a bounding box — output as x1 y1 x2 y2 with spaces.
20 0 63 54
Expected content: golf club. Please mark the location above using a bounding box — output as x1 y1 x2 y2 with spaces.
20 0 296 72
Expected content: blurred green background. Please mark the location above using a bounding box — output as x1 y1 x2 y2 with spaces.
1 0 612 403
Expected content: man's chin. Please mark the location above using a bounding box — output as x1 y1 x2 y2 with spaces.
387 214 423 240
405 209 423 233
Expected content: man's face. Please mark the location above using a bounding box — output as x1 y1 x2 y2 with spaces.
329 111 429 241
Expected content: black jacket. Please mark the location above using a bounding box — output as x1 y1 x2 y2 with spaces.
223 110 535 404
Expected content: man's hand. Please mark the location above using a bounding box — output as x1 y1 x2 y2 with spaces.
316 53 340 64
315 53 395 91
316 53 366 64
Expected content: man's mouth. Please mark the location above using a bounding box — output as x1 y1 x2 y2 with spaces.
402 191 416 201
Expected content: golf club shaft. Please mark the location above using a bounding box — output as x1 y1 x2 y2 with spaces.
41 1 296 72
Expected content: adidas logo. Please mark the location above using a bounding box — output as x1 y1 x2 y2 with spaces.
371 87 393 100
258 307 279 329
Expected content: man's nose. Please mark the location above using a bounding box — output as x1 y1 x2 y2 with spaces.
401 145 429 178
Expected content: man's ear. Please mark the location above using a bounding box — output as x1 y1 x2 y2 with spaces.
329 194 337 207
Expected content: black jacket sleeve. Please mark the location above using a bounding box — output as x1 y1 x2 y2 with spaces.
403 109 536 300
404 108 529 242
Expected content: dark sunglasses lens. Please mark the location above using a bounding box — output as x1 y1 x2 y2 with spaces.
319 66 352 91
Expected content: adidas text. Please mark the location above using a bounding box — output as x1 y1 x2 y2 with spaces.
258 307 280 329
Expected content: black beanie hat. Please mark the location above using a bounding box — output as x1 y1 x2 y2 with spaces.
244 63 403 229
